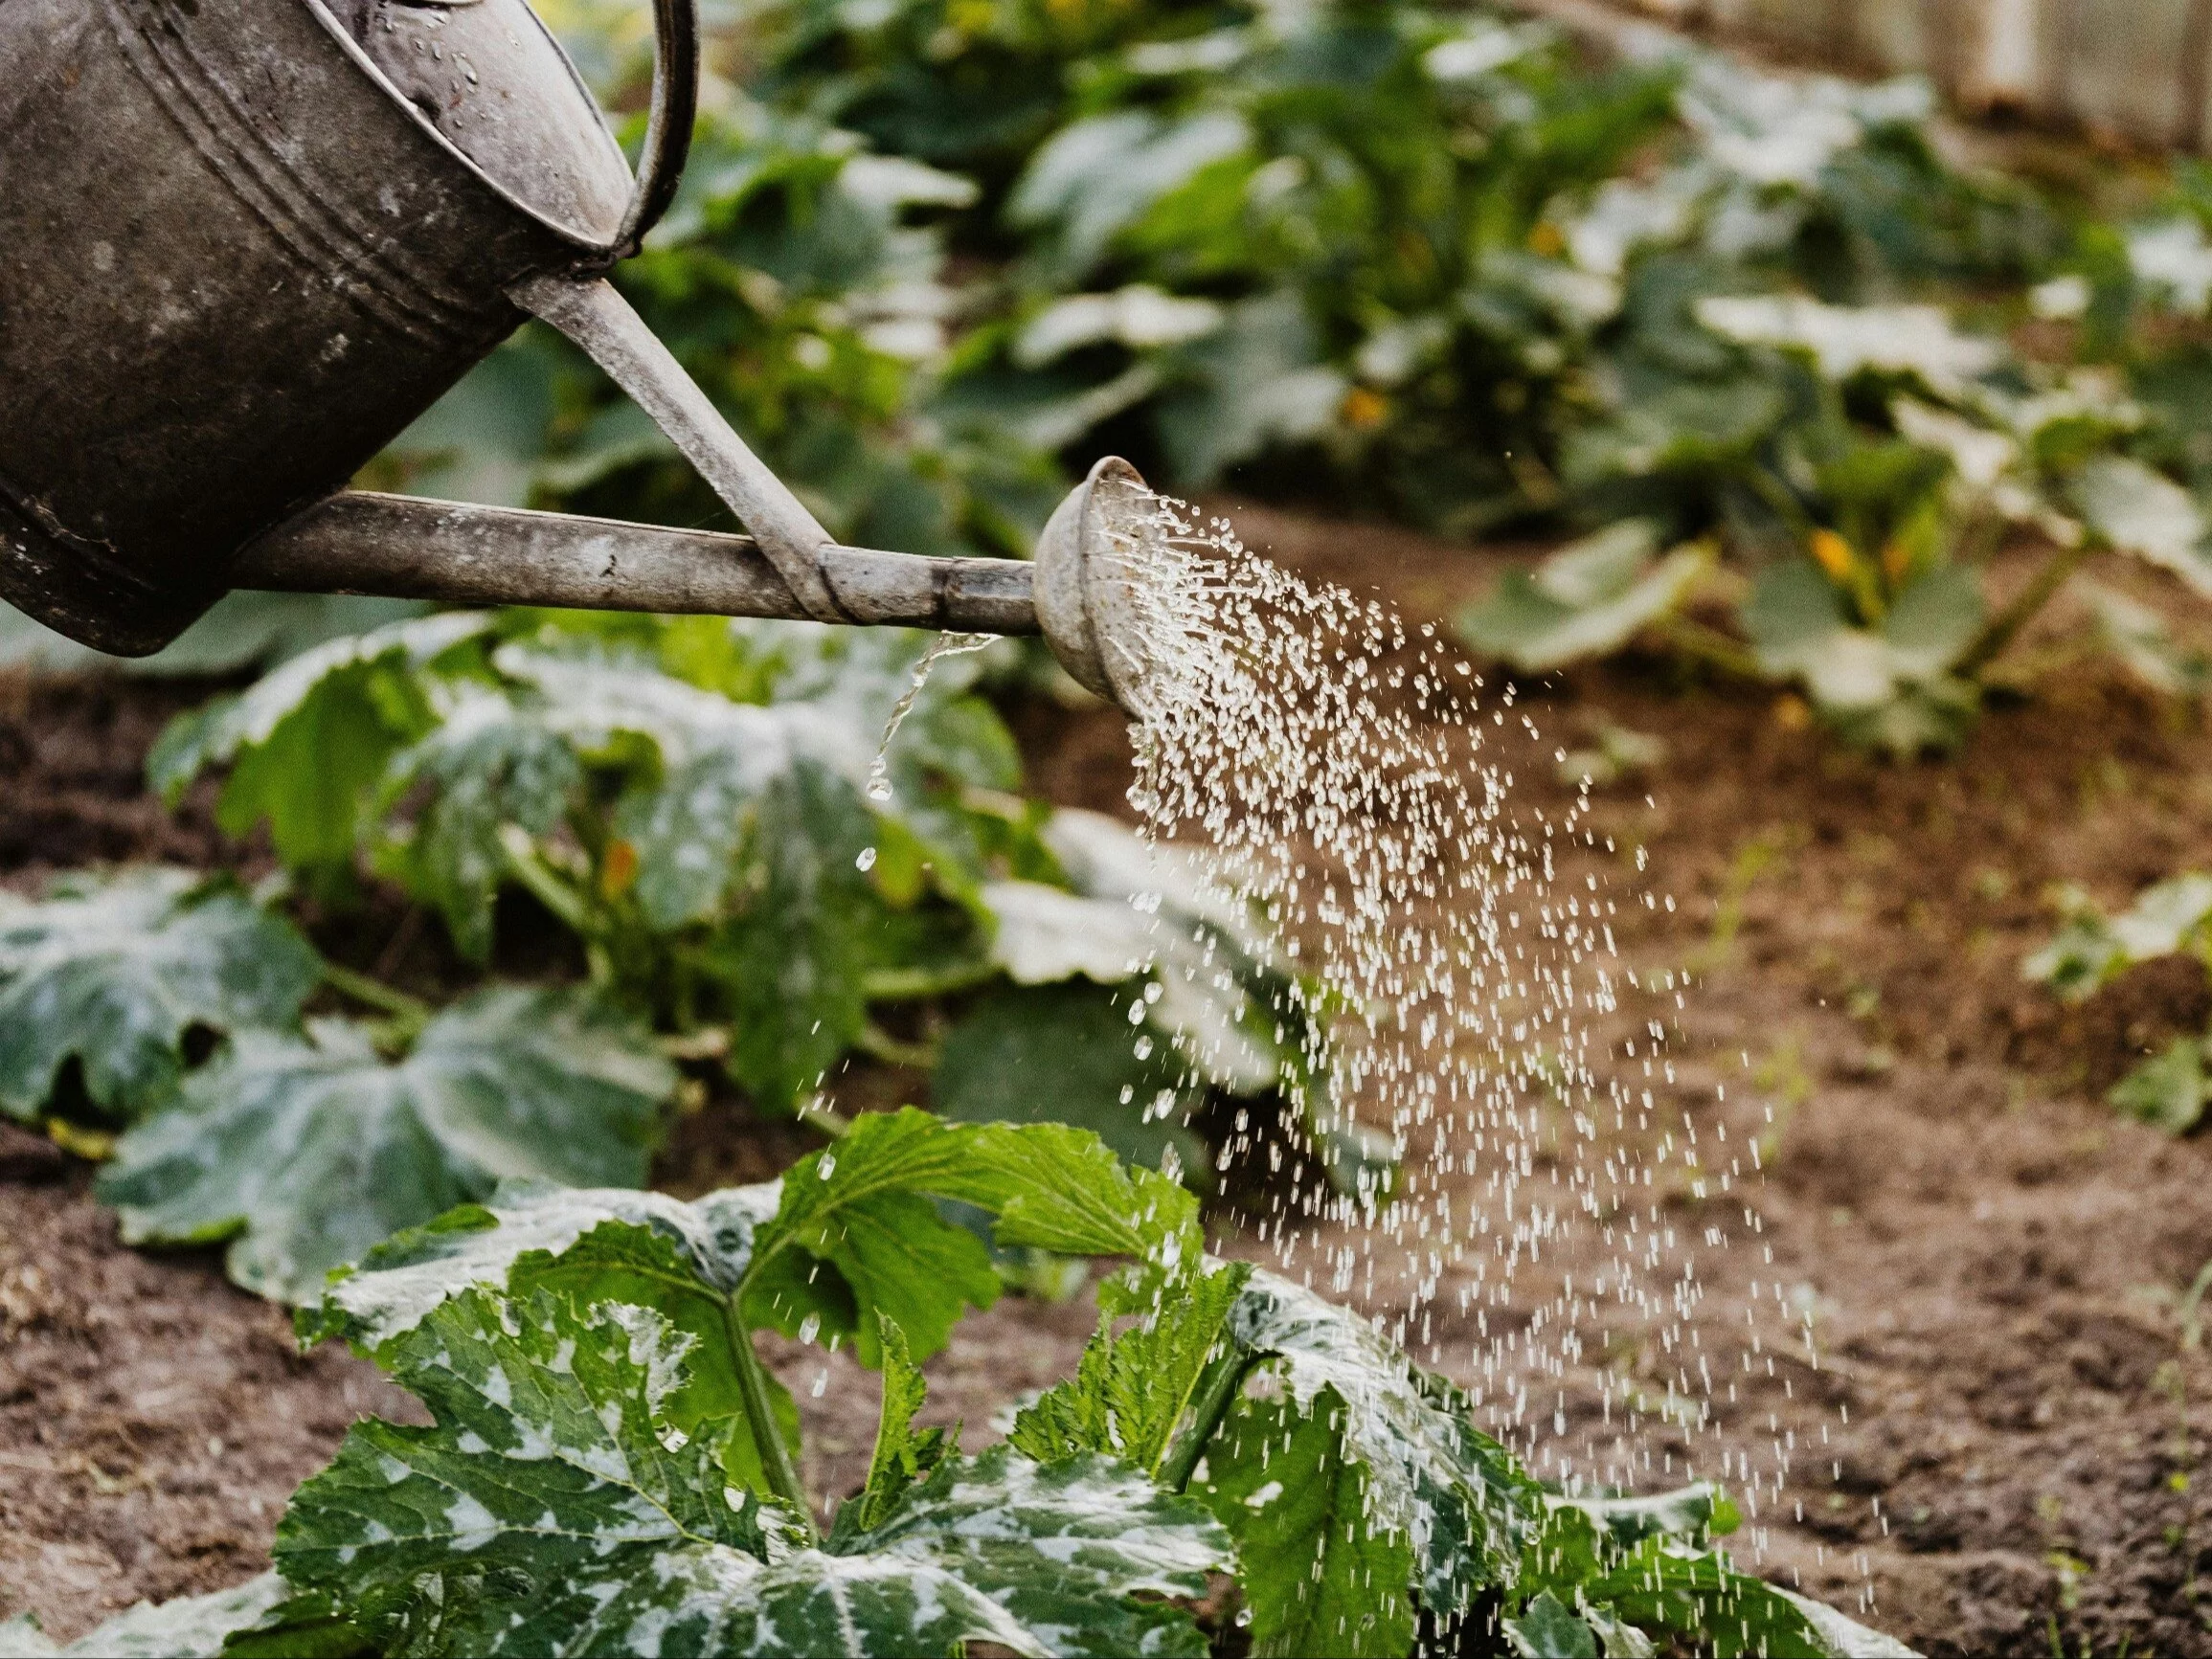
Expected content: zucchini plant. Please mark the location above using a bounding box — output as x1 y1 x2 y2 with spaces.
4 1110 1914 1658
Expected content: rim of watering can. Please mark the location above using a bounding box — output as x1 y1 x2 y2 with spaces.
305 0 698 267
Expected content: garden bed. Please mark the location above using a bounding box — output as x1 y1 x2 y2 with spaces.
6 504 2212 1654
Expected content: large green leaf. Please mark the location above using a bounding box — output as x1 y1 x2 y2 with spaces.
1199 1387 1419 1659
99 987 674 1302
1694 296 2003 396
742 1108 1201 1364
703 762 879 1114
1457 523 1706 671
276 1288 785 1655
303 1185 799 1493
1577 1537 1913 1657
2073 455 2212 596
282 1289 1230 1658
1516 1494 1916 1658
1741 561 1983 753
311 1110 1197 1372
2109 1037 2212 1134
147 613 492 878
0 869 321 1123
1225 1268 1543 1621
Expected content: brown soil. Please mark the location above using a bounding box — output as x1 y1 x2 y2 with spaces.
9 506 2212 1652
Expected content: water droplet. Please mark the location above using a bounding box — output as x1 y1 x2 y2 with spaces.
816 1151 836 1180
856 846 877 871
798 1312 821 1345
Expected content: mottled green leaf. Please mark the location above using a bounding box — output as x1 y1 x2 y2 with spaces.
2024 874 2212 999
706 764 879 1115
1578 1537 1915 1657
2074 455 2212 596
1198 1387 1417 1659
1457 525 1705 671
1226 1268 1543 1620
0 1573 290 1658
303 1185 798 1493
277 1289 783 1656
147 613 492 876
1502 1590 1596 1658
1012 1260 1251 1474
1694 296 2002 395
0 869 321 1123
100 988 674 1302
374 683 582 963
283 1289 1229 1658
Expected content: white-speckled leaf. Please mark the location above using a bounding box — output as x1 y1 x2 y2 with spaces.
303 1185 806 1491
0 868 322 1123
1226 1268 1543 1618
282 1289 1228 1658
310 1179 778 1352
2073 455 2212 596
982 880 1155 984
1694 296 2002 394
98 987 675 1303
0 1574 288 1658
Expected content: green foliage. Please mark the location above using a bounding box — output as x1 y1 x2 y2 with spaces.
1508 1487 1912 1657
97 988 675 1303
0 868 322 1125
148 615 494 886
282 1289 1216 1658
1201 1385 1420 1658
2026 874 2212 1134
745 1106 1199 1361
1219 1267 1541 1624
1012 1259 1253 1475
1456 521 1705 671
2025 874 2212 1001
70 1110 1907 1655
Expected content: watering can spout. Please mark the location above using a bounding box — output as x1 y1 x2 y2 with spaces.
0 0 1162 716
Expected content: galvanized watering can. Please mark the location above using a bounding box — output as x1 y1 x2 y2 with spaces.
0 0 1157 712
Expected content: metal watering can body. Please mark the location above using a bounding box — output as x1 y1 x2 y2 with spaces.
0 0 1157 708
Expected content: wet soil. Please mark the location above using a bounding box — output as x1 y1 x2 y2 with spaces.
7 507 2212 1652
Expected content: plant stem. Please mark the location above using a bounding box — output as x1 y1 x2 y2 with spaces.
320 962 433 1029
796 1098 855 1139
861 960 1002 1002
855 1022 938 1071
722 1292 816 1536
1956 538 2095 679
1656 617 1765 682
498 827 596 936
1160 1348 1259 1492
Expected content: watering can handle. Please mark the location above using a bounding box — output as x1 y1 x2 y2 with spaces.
606 0 700 260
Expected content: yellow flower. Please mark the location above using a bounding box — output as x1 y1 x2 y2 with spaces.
1341 387 1390 431
1808 527 1856 583
1880 536 1912 587
599 839 641 899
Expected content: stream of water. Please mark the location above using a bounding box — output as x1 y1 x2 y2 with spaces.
1097 487 1812 1543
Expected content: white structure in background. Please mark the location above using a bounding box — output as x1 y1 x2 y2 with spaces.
1578 0 2212 152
